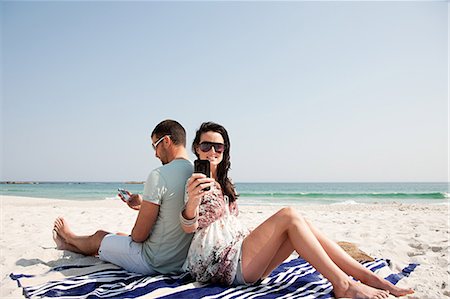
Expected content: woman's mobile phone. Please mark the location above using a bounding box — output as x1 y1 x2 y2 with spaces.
117 188 131 201
194 159 210 191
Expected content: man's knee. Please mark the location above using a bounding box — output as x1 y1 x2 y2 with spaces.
94 230 109 240
88 230 109 255
93 230 109 247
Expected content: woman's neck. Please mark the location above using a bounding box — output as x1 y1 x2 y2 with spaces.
210 165 218 181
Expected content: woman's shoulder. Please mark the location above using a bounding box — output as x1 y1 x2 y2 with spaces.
213 181 222 189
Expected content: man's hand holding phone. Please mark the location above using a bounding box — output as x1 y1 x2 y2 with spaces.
127 194 143 210
118 189 142 210
118 188 131 202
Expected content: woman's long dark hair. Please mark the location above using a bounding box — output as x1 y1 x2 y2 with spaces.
192 122 238 203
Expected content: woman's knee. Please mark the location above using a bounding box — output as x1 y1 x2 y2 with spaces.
277 207 305 225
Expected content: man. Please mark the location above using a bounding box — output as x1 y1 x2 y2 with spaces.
53 120 194 274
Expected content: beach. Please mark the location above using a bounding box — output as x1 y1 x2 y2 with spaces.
1 195 448 298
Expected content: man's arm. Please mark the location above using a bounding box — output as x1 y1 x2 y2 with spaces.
131 200 159 243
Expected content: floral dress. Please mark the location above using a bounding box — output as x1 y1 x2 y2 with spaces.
183 183 249 285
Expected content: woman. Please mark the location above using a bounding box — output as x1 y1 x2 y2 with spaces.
181 122 414 299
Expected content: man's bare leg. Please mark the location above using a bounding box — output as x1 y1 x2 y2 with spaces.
52 230 84 253
53 217 109 256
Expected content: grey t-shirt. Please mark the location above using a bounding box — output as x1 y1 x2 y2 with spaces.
142 159 194 274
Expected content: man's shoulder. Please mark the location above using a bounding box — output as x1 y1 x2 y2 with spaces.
160 159 193 172
150 159 193 181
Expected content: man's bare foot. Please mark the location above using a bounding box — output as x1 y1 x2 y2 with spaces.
53 217 74 241
52 229 70 250
333 280 390 299
365 275 414 297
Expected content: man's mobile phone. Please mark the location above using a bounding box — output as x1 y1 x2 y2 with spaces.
118 188 131 202
194 159 210 191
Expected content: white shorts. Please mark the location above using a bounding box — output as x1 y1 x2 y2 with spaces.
98 234 156 275
232 245 261 286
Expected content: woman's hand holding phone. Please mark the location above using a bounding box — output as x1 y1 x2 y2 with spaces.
184 173 215 219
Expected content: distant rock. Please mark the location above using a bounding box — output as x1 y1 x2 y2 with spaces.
1 181 39 184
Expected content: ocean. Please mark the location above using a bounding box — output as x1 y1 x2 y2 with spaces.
1 182 448 205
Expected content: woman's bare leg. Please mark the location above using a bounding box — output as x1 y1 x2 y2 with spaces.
53 217 109 256
260 238 294 278
304 219 414 296
241 208 390 299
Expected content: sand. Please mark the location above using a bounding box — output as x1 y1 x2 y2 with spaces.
0 195 448 298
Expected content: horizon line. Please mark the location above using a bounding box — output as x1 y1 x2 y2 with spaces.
1 181 449 184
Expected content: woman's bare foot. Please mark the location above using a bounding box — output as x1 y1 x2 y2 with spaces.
53 217 74 241
333 279 390 299
365 275 414 297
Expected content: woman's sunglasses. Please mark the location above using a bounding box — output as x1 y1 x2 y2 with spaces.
199 142 225 153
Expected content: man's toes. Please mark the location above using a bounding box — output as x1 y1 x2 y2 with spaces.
52 229 61 242
53 221 61 231
54 217 65 228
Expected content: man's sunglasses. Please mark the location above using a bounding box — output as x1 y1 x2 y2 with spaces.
199 142 225 153
152 135 170 150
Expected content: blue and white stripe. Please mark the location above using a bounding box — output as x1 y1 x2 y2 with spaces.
10 258 418 299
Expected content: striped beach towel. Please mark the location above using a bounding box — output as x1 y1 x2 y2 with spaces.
10 258 418 299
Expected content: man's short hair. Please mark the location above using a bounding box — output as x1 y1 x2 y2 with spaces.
151 120 186 147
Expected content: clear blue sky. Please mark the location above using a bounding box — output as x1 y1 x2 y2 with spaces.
1 1 448 182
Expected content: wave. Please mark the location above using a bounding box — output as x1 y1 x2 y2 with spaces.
239 192 448 199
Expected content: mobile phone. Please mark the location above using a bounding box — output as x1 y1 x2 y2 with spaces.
194 159 210 191
117 188 131 202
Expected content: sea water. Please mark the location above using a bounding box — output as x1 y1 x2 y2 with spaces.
236 182 449 205
0 182 448 205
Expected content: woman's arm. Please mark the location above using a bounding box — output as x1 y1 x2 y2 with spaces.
180 173 215 233
180 207 198 233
